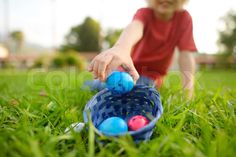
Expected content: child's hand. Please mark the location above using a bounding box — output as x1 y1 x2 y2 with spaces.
88 46 139 82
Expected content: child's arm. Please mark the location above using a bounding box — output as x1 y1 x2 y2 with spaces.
88 20 144 82
178 52 196 99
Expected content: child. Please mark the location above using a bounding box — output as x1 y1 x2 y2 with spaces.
87 0 197 98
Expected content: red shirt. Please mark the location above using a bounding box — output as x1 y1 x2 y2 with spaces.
131 8 197 85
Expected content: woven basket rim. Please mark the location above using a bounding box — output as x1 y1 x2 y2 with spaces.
83 84 163 137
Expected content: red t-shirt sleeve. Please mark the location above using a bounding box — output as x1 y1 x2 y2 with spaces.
177 10 197 52
132 8 152 25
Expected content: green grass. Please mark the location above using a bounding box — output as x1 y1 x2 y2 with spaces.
0 69 235 157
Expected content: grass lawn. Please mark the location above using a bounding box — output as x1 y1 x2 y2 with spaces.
0 69 235 157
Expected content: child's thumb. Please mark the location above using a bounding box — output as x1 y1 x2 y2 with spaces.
122 63 139 83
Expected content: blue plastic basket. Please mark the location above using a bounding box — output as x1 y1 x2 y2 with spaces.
83 84 163 142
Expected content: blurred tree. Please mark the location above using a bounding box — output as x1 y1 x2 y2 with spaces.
10 30 24 53
218 10 236 55
104 28 122 48
61 17 101 52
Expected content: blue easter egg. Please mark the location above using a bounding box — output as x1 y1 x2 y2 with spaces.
98 117 128 136
106 71 134 94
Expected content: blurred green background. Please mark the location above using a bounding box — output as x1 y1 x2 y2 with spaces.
0 0 236 157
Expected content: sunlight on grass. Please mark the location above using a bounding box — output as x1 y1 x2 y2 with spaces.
0 69 235 157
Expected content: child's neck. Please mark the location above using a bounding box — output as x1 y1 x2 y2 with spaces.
154 11 174 21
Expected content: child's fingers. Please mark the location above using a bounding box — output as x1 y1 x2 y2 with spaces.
104 58 120 79
88 54 99 72
108 58 121 71
97 55 113 81
88 60 94 71
92 60 100 79
105 66 113 81
93 71 98 79
123 63 139 83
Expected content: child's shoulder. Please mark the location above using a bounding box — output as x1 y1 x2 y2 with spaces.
134 7 154 20
176 9 193 21
136 7 153 12
135 7 153 16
